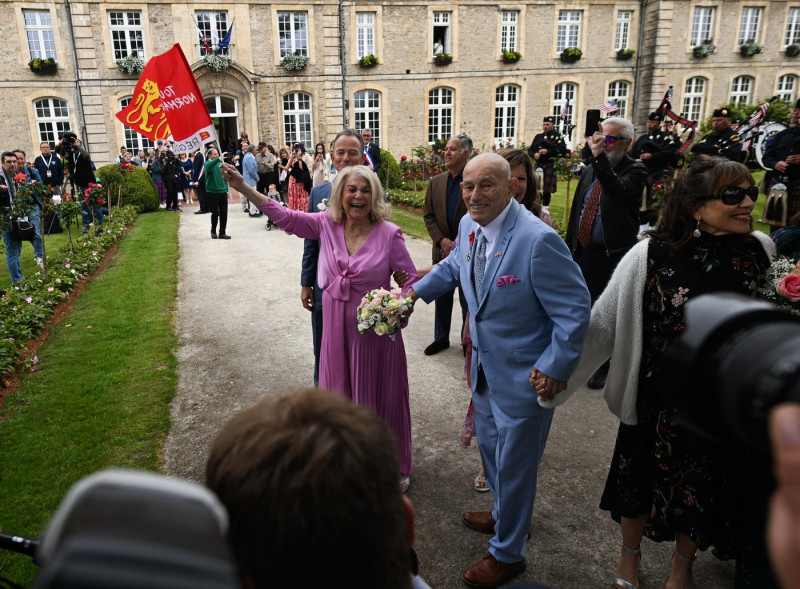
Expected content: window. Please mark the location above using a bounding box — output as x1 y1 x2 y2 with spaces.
690 7 715 46
278 12 308 58
615 11 632 50
23 9 56 60
739 7 762 44
119 98 155 153
428 87 453 143
500 11 518 53
683 77 707 122
34 98 71 145
353 91 381 146
778 74 798 103
432 12 451 55
283 92 313 149
552 82 576 122
109 11 144 60
557 11 581 51
730 76 753 104
196 11 229 56
356 13 375 58
786 8 800 46
494 85 519 148
607 81 630 118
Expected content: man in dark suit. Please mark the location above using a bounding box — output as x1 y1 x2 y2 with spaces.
0 151 23 283
565 116 647 388
410 153 591 588
301 129 365 384
421 134 470 356
691 107 745 162
192 148 209 214
361 129 382 176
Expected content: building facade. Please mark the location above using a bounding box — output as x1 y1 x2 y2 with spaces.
3 0 799 165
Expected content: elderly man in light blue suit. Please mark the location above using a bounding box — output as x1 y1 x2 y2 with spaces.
410 152 590 588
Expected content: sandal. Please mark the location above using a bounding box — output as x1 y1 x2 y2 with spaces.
612 543 641 589
399 476 410 494
474 475 490 493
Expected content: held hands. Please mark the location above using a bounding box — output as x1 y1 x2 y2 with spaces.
529 369 567 401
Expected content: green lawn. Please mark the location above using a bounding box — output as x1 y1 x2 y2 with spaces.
0 211 179 585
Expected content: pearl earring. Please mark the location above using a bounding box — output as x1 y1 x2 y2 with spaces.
693 219 701 238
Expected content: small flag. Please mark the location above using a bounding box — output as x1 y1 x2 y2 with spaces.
192 15 211 54
210 21 220 51
747 96 776 127
598 99 618 114
218 21 234 52
560 99 570 120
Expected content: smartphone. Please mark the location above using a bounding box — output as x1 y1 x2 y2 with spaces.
584 109 602 138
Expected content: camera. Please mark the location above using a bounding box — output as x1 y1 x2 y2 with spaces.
661 293 800 451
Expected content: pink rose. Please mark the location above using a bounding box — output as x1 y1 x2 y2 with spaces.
777 273 800 302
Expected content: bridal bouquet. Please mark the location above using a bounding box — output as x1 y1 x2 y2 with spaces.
760 256 800 316
357 288 414 340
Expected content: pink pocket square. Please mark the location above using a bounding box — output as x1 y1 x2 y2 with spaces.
496 275 521 286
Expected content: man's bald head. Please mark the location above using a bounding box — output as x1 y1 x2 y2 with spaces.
461 153 517 227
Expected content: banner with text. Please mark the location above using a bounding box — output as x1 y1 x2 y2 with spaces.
116 44 217 154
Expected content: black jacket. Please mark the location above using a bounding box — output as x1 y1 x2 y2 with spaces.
691 127 745 162
565 153 648 254
763 126 800 182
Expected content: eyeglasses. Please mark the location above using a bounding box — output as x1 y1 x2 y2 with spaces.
604 135 626 145
708 185 759 205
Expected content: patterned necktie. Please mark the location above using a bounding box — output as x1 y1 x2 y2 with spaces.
577 180 602 248
474 231 486 300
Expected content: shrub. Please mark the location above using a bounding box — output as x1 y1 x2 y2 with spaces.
116 55 145 75
387 190 424 209
358 55 380 68
787 43 800 57
379 149 403 190
282 54 310 71
739 41 763 57
96 164 159 212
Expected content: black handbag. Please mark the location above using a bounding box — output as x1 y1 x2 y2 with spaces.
9 218 36 241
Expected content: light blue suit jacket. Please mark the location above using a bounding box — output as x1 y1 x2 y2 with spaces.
242 152 258 187
414 198 591 417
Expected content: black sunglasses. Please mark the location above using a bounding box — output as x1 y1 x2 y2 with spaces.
708 185 758 205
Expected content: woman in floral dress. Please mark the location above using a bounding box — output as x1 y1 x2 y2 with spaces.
540 156 776 589
287 143 312 212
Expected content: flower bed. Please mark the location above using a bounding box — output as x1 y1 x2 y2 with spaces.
0 207 138 377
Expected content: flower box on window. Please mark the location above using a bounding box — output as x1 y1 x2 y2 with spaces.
787 43 800 57
692 40 715 58
560 48 582 63
501 51 522 64
433 53 453 66
358 55 380 68
29 57 57 74
281 54 310 71
739 41 763 57
204 54 232 72
116 55 146 75
616 48 635 60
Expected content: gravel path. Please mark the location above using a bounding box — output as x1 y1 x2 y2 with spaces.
163 202 735 588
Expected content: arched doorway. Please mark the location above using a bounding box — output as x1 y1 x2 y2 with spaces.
205 94 239 152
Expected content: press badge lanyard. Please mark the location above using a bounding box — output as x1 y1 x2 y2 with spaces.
43 154 53 178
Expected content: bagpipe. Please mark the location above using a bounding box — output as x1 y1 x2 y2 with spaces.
655 87 697 154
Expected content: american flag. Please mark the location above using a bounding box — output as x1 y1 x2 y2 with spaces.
598 99 618 114
560 99 570 120
747 98 773 127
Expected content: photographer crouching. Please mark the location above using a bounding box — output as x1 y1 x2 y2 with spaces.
56 131 103 234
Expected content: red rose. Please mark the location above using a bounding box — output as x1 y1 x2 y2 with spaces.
84 197 89 202
13 173 27 183
400 155 407 162
778 273 800 302
469 231 475 246
97 198 104 205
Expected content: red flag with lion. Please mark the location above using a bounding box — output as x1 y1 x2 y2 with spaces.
116 44 217 153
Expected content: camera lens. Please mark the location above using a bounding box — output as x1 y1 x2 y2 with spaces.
662 293 800 450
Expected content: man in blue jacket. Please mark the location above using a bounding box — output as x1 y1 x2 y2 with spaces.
410 153 590 588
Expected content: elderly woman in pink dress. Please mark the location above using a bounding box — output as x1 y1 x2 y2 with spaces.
221 162 419 492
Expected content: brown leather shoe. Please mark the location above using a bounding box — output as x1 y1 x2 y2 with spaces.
462 552 525 588
462 510 496 533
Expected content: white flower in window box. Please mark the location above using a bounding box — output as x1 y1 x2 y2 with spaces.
203 54 232 72
281 54 310 71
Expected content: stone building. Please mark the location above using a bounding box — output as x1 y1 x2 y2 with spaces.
2 0 799 165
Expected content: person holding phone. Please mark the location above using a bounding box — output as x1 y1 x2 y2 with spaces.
311 142 330 187
527 116 567 210
564 116 647 389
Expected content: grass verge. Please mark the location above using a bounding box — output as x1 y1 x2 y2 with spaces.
0 212 179 585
